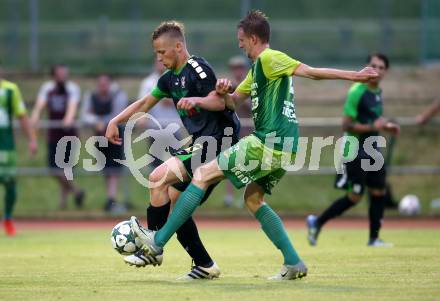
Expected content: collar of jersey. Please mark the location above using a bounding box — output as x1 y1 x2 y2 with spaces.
364 83 381 94
172 56 193 76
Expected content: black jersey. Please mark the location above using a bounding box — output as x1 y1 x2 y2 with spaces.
344 83 383 141
151 56 240 141
343 83 383 158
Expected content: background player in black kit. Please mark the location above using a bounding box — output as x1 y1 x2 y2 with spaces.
106 21 239 280
307 53 400 247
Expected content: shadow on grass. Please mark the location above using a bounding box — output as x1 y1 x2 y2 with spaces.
122 278 370 294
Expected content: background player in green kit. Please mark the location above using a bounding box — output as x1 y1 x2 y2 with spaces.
0 62 37 236
129 10 379 280
307 53 400 247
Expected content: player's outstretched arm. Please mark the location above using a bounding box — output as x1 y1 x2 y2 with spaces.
416 99 440 125
106 94 159 145
176 90 225 111
110 94 159 125
294 64 378 82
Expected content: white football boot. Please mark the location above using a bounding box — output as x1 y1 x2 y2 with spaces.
268 261 308 280
177 262 221 280
130 216 163 256
124 250 163 267
367 238 393 247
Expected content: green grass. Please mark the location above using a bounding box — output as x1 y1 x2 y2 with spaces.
0 228 439 301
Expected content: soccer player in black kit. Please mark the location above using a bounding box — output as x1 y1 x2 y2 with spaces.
307 53 400 247
106 21 240 280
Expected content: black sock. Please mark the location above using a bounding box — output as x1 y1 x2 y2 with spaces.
176 218 213 268
317 195 356 228
369 194 386 240
147 203 213 267
146 202 170 230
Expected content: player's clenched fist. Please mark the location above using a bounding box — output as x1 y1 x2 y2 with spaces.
177 98 198 110
216 78 232 95
105 121 122 145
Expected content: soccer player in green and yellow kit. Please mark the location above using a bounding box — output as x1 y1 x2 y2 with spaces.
116 10 378 280
0 62 37 236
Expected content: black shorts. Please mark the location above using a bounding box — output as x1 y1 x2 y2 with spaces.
48 141 76 169
171 136 239 204
334 154 386 195
96 128 125 175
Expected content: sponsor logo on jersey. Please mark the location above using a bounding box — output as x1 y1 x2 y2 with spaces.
230 166 253 184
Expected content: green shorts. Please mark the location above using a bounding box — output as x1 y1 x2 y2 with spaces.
217 135 295 194
0 150 17 181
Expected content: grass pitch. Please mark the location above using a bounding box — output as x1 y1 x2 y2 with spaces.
0 227 439 301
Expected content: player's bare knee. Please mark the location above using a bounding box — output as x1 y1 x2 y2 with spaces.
192 164 220 189
244 196 263 206
244 196 264 213
191 177 210 191
148 169 164 186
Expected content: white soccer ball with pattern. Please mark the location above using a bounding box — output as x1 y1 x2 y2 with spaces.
399 195 421 216
110 220 142 255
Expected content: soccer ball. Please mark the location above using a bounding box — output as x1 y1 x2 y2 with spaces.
110 220 142 255
398 195 421 216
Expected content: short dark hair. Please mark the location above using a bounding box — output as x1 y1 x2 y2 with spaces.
98 73 112 81
50 64 66 76
152 21 185 43
237 10 270 43
367 53 390 69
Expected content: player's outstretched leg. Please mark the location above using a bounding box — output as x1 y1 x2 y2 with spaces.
306 214 320 246
130 216 164 256
131 160 224 257
245 183 307 280
130 183 204 257
308 194 358 246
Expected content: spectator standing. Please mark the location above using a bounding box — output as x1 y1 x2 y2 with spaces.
81 74 128 212
31 64 84 209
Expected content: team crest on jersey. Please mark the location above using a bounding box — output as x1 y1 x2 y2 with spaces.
375 95 381 102
181 76 186 88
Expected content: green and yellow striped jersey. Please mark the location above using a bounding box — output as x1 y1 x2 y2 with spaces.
236 48 301 152
0 80 27 152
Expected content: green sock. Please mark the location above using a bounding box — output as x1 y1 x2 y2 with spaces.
154 183 205 247
255 204 301 265
4 180 17 220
